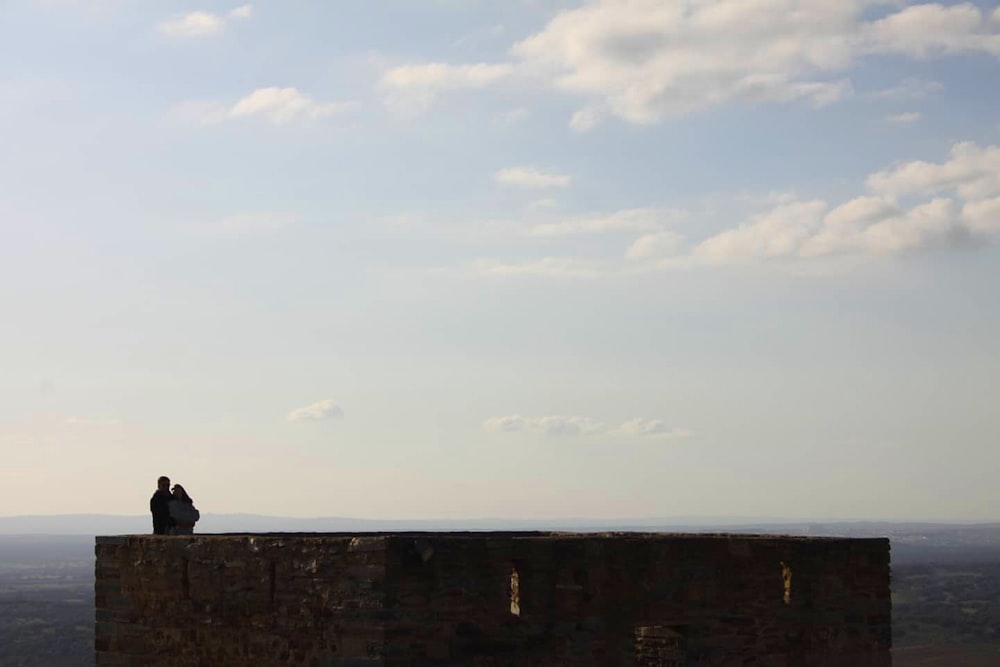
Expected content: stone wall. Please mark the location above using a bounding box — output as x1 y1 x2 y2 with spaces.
95 533 891 666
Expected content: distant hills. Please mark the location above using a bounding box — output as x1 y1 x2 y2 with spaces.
1 514 999 564
3 513 804 535
5 512 998 535
1 513 808 535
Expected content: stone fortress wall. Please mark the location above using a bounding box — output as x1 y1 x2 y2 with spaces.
95 532 891 665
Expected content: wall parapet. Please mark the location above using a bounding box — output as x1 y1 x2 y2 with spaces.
95 532 891 666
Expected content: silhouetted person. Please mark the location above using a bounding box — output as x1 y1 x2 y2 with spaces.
150 475 175 535
167 484 200 535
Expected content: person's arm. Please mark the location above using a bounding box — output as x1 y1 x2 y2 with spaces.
173 502 199 524
152 493 174 528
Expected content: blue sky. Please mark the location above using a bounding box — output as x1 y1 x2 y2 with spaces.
2 0 999 520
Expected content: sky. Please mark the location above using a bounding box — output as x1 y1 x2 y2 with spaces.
1 0 999 521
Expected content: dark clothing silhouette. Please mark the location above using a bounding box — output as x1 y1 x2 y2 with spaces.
150 489 175 535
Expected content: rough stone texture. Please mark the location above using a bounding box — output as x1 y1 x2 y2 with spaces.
95 532 891 666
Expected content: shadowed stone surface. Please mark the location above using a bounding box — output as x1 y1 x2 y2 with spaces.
95 532 891 665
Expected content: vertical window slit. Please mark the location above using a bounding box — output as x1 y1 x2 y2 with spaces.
780 561 792 605
509 565 520 616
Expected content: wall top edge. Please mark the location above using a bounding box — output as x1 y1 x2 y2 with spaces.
95 532 891 545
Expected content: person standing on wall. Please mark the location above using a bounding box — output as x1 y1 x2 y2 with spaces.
167 484 200 535
150 475 175 535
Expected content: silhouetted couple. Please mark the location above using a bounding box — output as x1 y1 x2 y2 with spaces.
149 475 200 535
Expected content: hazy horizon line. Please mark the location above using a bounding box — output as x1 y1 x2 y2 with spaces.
2 512 998 526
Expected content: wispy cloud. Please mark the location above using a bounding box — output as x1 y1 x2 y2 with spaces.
496 107 529 125
886 111 921 124
379 62 513 114
495 166 571 189
626 231 684 260
484 414 692 439
529 208 682 237
609 419 694 439
569 105 605 133
468 141 1000 275
287 400 344 423
871 77 944 101
229 4 253 20
157 5 254 38
173 87 359 126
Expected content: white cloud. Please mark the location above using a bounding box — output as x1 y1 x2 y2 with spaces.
229 4 253 20
867 142 1000 200
287 399 344 423
496 106 529 124
482 414 529 433
569 105 606 132
886 111 921 124
510 0 867 122
484 415 691 439
610 419 693 439
963 197 1000 236
382 1 1000 124
693 142 1000 263
158 11 223 37
157 5 253 38
495 166 571 189
627 231 684 259
799 196 899 257
174 87 358 126
855 198 967 255
469 142 1000 275
695 195 971 262
230 87 357 124
381 62 513 89
864 3 1000 58
694 201 827 264
530 208 680 237
484 414 604 436
379 62 513 113
535 415 606 437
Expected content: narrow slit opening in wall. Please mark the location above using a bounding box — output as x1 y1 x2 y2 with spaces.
780 561 792 605
509 564 520 616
